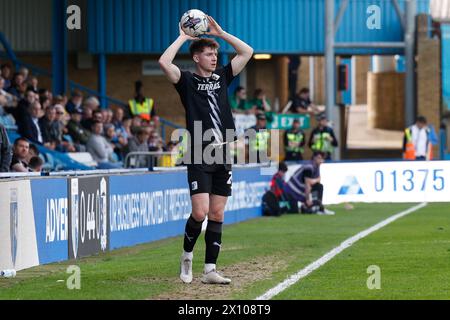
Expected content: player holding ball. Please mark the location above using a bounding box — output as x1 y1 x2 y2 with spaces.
159 11 253 284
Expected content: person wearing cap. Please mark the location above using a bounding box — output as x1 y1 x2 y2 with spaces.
248 113 270 163
308 114 338 160
128 81 157 123
284 119 305 162
67 106 91 148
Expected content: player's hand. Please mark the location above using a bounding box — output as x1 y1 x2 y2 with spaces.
206 16 225 36
179 23 196 41
306 199 313 207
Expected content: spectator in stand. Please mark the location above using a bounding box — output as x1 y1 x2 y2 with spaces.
81 105 93 130
25 143 40 164
18 101 44 145
27 76 39 94
83 109 103 130
86 120 121 169
10 137 30 172
4 89 35 128
230 86 255 114
126 126 150 168
53 94 67 108
39 105 59 150
149 131 165 152
112 107 129 140
130 115 143 135
291 88 323 115
0 77 17 108
104 123 126 160
38 88 53 106
101 108 113 125
67 107 91 150
0 64 12 89
29 156 44 172
18 67 29 82
65 90 83 114
122 117 133 139
40 96 52 111
0 123 12 172
84 96 100 111
54 104 76 153
7 72 26 99
308 114 338 160
250 88 271 112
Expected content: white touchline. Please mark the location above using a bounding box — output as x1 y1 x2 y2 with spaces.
255 202 428 300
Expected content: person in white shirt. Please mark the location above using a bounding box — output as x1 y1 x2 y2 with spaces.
403 116 431 160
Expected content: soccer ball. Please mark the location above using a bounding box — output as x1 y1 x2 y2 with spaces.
180 9 209 37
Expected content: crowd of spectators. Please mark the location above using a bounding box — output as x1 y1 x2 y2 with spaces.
0 63 170 173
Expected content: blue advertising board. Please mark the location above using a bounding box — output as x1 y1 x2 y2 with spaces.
109 167 271 250
30 179 69 265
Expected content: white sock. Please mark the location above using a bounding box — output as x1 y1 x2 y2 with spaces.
204 263 216 274
182 251 193 260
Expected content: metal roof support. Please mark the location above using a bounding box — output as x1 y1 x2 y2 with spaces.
325 0 339 159
392 0 406 30
52 0 68 95
405 0 416 127
98 54 108 108
334 0 349 33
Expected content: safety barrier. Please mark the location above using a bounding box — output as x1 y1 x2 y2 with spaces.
0 165 270 271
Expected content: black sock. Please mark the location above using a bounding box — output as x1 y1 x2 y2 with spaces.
183 215 204 253
205 220 223 264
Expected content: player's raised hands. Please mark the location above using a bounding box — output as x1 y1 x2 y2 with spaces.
179 23 197 41
206 16 225 37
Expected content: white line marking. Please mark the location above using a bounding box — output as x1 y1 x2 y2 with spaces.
255 202 428 300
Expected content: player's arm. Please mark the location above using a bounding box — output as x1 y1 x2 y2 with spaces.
158 25 196 84
206 16 253 76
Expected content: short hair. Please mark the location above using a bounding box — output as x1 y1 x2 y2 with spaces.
299 88 310 94
29 156 44 169
278 161 288 172
416 116 427 124
189 38 220 58
29 143 40 156
234 86 245 95
71 89 83 98
14 137 29 147
91 120 102 128
312 151 326 159
254 88 263 97
84 96 100 106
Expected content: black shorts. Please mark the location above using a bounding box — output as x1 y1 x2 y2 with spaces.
187 164 232 197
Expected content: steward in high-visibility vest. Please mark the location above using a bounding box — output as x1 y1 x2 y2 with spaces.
249 113 270 163
284 119 305 162
128 81 156 122
128 97 154 122
403 116 432 161
308 114 338 160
